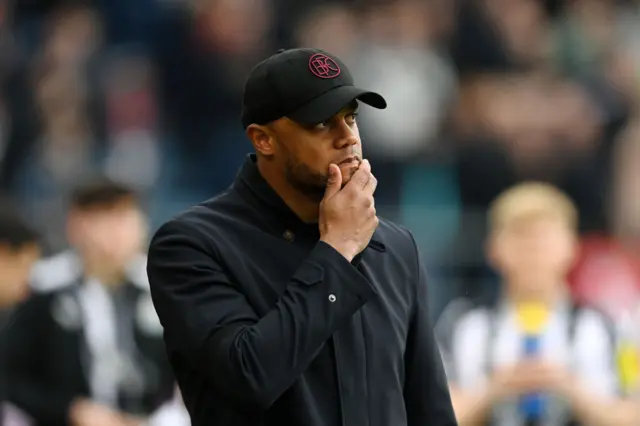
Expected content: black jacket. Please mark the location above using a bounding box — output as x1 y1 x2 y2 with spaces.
147 154 458 426
0 308 13 404
3 252 176 426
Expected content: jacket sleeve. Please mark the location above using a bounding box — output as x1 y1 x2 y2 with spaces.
146 219 376 409
4 295 78 425
403 232 458 426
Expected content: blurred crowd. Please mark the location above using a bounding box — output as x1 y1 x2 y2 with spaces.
0 0 639 424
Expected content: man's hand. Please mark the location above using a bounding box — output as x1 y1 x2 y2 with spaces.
524 360 577 396
120 414 147 426
487 363 541 402
487 360 577 403
69 399 137 426
319 159 378 262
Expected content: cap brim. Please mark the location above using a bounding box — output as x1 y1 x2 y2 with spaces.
287 85 387 125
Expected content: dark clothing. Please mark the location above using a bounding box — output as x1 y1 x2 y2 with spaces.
0 308 14 404
3 261 176 426
146 154 457 426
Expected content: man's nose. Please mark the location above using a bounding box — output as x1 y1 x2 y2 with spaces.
335 136 358 149
334 123 359 149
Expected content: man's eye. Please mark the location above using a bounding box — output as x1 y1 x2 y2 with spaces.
347 112 359 123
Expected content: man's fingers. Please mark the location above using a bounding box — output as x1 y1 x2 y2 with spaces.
324 163 343 199
363 173 378 196
346 159 371 190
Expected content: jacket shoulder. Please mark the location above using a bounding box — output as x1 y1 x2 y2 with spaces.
30 250 80 293
375 218 418 254
150 189 260 254
153 190 241 234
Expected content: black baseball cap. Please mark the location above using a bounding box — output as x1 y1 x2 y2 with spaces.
241 48 387 129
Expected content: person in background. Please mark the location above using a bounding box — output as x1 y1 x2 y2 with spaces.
0 203 41 425
0 204 40 323
3 178 189 426
438 182 626 426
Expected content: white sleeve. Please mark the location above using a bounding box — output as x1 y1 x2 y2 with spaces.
450 309 491 389
434 299 473 382
1 402 34 426
573 310 619 397
144 388 190 426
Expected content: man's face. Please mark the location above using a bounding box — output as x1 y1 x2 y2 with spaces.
0 244 40 308
269 102 362 199
69 201 146 268
490 215 577 291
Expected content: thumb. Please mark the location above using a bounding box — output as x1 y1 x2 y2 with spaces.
324 163 342 198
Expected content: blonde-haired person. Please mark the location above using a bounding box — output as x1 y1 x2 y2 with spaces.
438 182 626 426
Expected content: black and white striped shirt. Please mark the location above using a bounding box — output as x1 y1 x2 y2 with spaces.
437 298 619 426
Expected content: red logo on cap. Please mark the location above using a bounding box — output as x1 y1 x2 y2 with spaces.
308 54 341 79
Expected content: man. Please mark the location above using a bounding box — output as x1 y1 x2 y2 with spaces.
438 182 626 426
4 179 187 426
146 48 457 426
0 206 40 319
0 204 41 425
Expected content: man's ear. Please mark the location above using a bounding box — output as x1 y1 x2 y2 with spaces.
66 210 86 248
567 232 580 267
485 232 500 271
246 124 276 156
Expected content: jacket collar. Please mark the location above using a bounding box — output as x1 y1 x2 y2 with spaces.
233 154 385 250
234 154 308 232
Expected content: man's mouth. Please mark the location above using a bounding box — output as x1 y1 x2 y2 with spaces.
338 156 360 166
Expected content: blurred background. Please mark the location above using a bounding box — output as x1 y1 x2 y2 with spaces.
0 0 639 424
2 0 640 317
